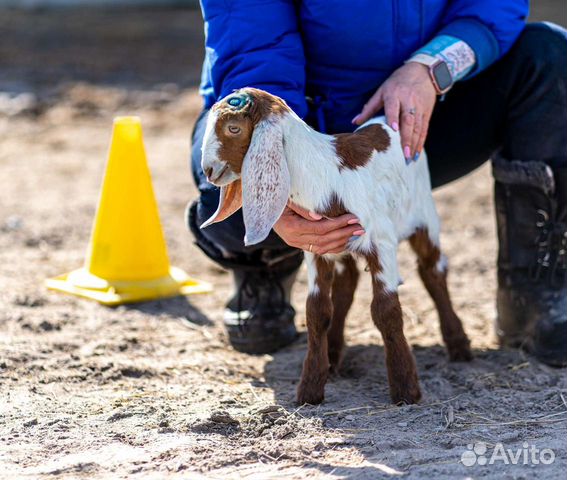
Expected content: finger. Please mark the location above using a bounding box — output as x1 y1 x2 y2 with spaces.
383 95 401 132
307 214 362 235
318 238 353 255
275 215 353 249
283 213 357 238
415 114 430 160
326 246 348 254
311 239 347 255
400 104 416 161
286 201 322 221
310 225 365 246
352 88 384 125
303 229 365 256
410 113 423 160
318 229 365 254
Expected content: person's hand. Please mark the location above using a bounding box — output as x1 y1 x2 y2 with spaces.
273 202 365 255
352 62 437 161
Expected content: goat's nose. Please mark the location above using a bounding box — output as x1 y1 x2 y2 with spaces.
204 166 213 179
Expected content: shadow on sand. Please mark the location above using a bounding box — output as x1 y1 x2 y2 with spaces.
262 337 559 478
126 294 213 327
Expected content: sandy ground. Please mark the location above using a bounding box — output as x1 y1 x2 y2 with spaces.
1 6 566 480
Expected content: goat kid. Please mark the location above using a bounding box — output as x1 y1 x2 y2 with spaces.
200 87 472 406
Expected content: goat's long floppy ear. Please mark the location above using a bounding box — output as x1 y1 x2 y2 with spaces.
241 118 290 246
200 180 243 228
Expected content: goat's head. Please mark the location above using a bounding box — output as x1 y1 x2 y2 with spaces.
201 88 292 245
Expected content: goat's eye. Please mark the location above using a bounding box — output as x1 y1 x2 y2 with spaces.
228 125 241 135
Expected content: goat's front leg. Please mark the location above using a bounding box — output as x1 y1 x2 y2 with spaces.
328 255 359 373
297 253 334 405
409 228 472 362
365 247 421 405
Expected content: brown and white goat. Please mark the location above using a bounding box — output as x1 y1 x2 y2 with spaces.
200 87 472 405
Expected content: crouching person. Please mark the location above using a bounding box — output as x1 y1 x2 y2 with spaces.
187 0 566 366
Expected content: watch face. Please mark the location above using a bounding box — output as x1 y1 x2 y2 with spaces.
433 62 453 91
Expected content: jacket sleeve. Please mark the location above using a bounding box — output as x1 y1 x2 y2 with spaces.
200 0 307 117
438 0 528 76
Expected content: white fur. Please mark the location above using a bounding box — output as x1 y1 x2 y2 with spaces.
437 253 448 273
334 260 345 276
201 110 239 186
201 110 223 178
241 118 290 245
279 111 440 292
202 100 442 293
305 252 320 296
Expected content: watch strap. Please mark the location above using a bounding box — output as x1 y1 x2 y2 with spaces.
406 53 439 67
406 54 450 95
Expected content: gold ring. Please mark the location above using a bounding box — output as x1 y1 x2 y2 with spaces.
308 244 313 252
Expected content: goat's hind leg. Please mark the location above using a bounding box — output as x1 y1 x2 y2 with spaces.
297 254 335 405
327 255 359 373
409 228 472 361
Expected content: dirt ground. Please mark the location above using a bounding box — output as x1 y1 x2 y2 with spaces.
1 6 566 480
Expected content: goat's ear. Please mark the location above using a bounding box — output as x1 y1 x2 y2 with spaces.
241 119 290 246
200 180 243 228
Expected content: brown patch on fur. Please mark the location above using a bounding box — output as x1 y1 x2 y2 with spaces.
241 87 289 124
320 192 349 218
212 87 289 174
364 248 383 276
364 249 422 404
334 124 391 171
297 256 335 405
371 289 422 405
409 228 441 268
214 114 253 174
327 255 359 372
409 228 472 362
314 255 335 290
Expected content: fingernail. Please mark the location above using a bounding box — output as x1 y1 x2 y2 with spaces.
351 114 361 124
392 122 399 132
350 235 360 241
353 229 365 236
309 211 322 220
405 157 412 166
413 152 420 162
404 145 411 158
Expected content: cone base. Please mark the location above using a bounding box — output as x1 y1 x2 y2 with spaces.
46 266 212 306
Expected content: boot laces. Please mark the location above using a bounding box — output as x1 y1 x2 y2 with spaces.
550 227 567 288
235 270 287 331
530 209 567 287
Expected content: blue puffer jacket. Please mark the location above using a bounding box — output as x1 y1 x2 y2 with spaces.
199 0 528 133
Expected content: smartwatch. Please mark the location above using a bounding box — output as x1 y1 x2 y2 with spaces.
407 54 453 95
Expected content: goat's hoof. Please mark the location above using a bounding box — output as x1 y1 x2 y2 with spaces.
296 384 325 405
390 384 422 405
447 337 473 362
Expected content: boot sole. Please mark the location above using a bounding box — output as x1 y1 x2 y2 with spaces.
228 330 299 355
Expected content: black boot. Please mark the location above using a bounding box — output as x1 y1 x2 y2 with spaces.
186 200 303 354
224 263 299 354
493 158 567 367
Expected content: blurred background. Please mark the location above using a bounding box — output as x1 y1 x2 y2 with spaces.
0 0 565 117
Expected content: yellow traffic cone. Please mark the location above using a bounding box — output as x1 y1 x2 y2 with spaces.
46 116 211 305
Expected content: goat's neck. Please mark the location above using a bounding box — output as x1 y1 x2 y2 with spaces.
280 112 341 210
